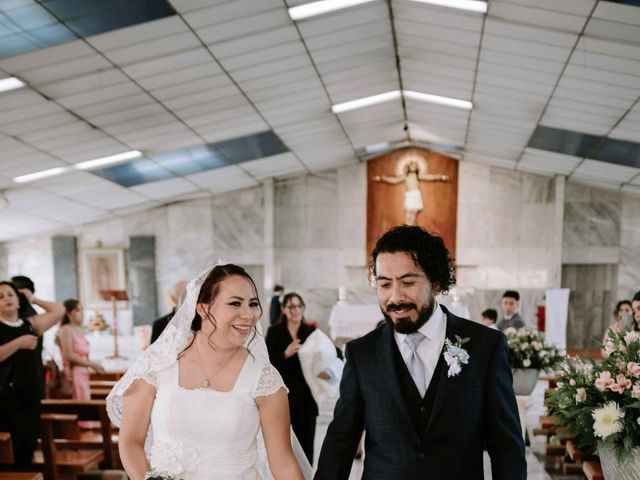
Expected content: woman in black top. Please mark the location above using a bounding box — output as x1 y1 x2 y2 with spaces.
266 292 341 464
0 281 65 470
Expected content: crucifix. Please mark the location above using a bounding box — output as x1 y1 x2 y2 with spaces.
373 151 449 225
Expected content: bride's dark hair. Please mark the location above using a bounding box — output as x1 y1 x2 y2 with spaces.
178 264 262 357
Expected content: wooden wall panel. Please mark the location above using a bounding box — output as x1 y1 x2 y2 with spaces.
367 148 458 258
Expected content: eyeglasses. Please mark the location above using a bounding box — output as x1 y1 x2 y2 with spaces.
285 304 304 310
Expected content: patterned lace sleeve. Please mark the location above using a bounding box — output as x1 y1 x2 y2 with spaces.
253 362 288 398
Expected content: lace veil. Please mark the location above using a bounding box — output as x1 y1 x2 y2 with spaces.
106 264 313 479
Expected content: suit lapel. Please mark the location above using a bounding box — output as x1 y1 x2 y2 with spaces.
425 307 462 432
376 325 415 428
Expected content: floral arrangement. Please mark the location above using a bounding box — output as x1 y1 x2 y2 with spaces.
86 310 109 332
443 335 470 377
505 327 562 370
546 329 640 455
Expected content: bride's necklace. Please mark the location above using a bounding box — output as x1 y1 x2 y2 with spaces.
195 338 240 388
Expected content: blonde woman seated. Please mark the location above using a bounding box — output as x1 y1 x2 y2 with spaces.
107 264 307 480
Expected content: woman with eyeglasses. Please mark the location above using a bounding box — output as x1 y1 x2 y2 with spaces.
266 292 337 465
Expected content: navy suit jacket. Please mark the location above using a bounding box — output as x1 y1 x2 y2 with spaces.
315 307 526 480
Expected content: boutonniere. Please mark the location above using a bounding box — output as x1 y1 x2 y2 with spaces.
443 335 470 377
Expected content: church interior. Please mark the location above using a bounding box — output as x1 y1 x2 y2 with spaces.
1 0 640 479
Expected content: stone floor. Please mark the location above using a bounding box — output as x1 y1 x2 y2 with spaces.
311 379 585 479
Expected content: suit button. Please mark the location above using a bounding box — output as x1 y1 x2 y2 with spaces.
418 452 425 459
419 406 426 413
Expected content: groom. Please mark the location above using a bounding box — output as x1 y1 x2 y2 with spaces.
315 226 526 479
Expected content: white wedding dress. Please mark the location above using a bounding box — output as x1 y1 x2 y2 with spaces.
147 354 286 480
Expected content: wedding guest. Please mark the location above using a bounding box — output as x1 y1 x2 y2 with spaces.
151 280 187 344
112 264 306 480
481 308 499 329
57 299 105 404
0 281 64 471
11 275 45 396
266 292 340 464
269 284 284 326
632 291 640 332
497 290 525 331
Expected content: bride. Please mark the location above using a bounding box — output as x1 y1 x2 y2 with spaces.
107 264 308 479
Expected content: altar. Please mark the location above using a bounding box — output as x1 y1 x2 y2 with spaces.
328 304 383 342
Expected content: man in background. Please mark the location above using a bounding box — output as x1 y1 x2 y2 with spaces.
497 290 525 331
151 280 187 344
269 284 285 325
481 308 498 329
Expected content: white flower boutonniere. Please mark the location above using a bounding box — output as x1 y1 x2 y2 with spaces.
443 335 470 378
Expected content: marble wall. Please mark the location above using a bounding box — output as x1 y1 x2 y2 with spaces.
455 161 556 324
1 159 638 339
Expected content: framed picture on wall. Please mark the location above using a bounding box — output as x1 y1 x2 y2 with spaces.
79 248 127 308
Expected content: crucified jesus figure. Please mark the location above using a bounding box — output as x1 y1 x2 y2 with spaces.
373 153 449 225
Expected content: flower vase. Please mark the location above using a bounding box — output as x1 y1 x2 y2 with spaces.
511 368 539 395
598 443 640 480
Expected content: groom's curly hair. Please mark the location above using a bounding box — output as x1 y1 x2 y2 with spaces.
179 264 262 358
370 225 456 293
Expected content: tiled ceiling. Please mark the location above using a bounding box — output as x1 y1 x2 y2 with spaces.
1 0 640 241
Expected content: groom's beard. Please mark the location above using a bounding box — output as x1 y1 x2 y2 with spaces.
383 298 435 334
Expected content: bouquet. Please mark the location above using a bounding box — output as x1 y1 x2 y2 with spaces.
546 329 640 456
504 327 562 370
86 311 109 332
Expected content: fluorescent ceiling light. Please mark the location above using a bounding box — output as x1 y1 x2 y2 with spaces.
289 0 376 20
331 90 472 113
13 167 69 184
409 0 487 13
75 150 142 170
404 90 473 110
0 77 25 93
332 90 401 113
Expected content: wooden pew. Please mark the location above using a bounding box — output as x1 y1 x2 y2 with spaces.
88 381 116 389
563 440 583 474
583 460 604 480
89 372 123 382
37 414 103 480
0 474 44 480
0 432 13 464
89 389 112 401
40 400 117 469
566 348 603 361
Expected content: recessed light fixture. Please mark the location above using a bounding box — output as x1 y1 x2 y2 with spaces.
409 0 487 13
75 150 142 170
289 0 376 20
403 90 473 110
331 90 401 113
13 167 69 184
13 151 144 184
331 90 472 113
0 77 26 93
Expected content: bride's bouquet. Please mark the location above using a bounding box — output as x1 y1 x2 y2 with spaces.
546 329 640 456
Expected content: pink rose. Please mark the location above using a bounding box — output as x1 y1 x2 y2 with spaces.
595 371 614 391
628 362 640 378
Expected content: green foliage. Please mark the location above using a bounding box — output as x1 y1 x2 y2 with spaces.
504 328 562 370
546 329 640 456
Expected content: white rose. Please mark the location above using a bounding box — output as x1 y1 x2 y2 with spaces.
522 358 531 367
575 388 586 404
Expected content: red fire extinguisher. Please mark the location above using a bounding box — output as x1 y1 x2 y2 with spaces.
536 305 546 332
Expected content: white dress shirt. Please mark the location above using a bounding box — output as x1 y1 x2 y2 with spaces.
394 302 447 391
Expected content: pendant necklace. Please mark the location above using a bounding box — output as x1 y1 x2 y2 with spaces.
195 338 240 388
